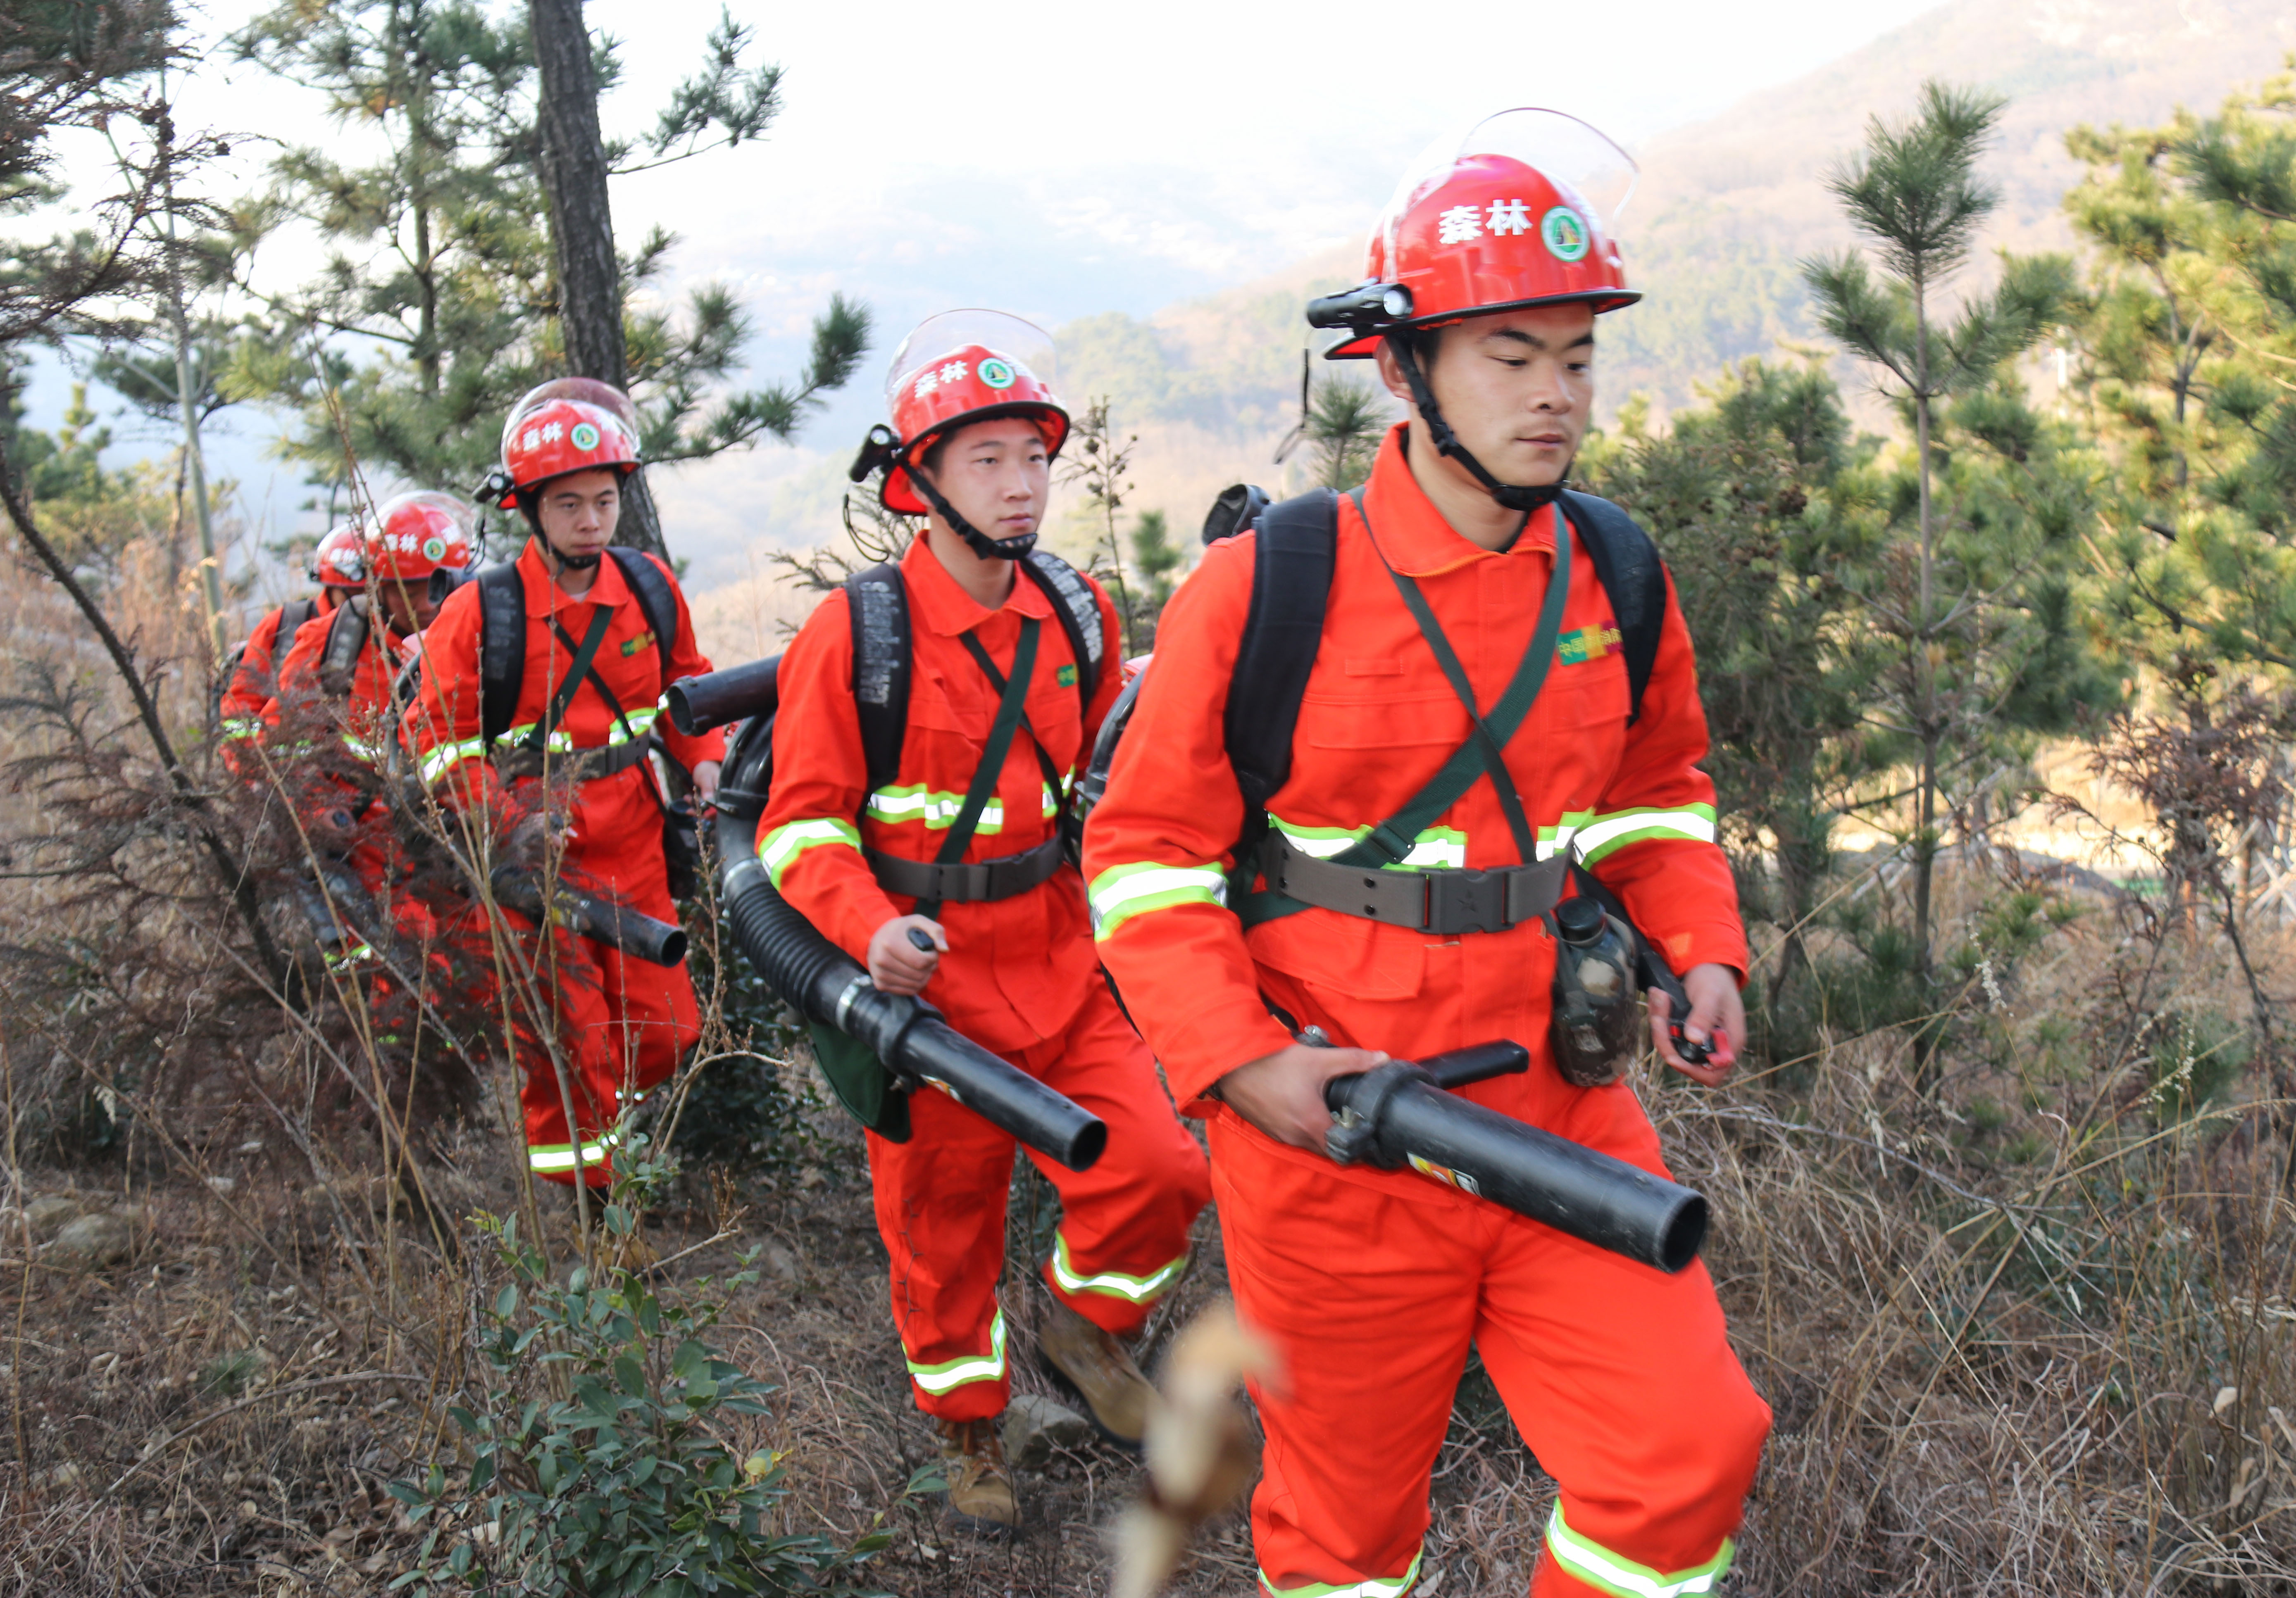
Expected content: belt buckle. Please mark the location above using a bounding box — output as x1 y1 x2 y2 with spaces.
1424 868 1509 935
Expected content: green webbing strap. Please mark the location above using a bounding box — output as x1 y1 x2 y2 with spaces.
1234 498 1572 925
548 615 641 745
959 630 1066 804
912 617 1041 920
1372 548 1548 866
522 605 614 751
1332 498 1570 869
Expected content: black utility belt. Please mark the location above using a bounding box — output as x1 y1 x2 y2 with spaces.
867 836 1067 905
492 735 657 783
1260 831 1567 936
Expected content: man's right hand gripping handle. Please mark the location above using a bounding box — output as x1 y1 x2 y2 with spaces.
1213 1041 1389 1151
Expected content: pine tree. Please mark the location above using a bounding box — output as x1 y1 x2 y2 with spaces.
1127 509 1183 652
221 0 866 556
1585 362 1883 1015
2066 67 2296 683
1802 80 2082 1060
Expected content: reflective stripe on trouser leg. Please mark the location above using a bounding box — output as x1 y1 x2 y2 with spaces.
1544 1506 1734 1598
1047 1230 1188 1305
906 1308 1008 1395
1259 1548 1422 1598
529 1129 617 1173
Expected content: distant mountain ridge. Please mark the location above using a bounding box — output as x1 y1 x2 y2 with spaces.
680 0 2288 654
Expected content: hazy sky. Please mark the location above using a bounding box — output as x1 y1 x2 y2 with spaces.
31 0 1948 555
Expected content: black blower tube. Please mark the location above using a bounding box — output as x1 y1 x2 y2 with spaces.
490 866 689 966
664 655 780 738
1324 1053 1708 1273
714 815 1106 1172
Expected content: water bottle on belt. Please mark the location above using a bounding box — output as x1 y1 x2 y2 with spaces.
1548 895 1642 1087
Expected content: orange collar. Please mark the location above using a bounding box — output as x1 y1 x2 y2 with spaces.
1358 423 1562 578
900 533 1055 637
516 537 633 616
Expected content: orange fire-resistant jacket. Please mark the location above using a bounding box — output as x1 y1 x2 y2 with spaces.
1085 424 1746 1123
220 592 341 725
272 601 413 764
401 540 724 829
759 536 1124 1057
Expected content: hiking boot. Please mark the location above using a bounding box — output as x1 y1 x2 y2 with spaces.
1038 1298 1154 1448
934 1416 1018 1532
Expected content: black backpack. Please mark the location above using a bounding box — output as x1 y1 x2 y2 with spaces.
714 549 1107 830
471 546 680 748
1076 484 1670 832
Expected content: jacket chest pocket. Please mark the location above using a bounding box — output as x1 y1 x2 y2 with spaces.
911 670 1081 768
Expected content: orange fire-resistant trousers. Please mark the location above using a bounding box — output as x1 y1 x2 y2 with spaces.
514 796 699 1189
1212 1082 1770 1598
864 980 1211 1422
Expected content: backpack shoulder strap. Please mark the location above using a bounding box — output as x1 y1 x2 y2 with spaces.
475 561 526 747
1017 549 1104 711
1558 489 1669 726
843 563 912 798
317 597 371 697
1223 488 1339 810
605 546 680 684
282 596 318 638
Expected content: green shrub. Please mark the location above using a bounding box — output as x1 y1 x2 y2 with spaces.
390 1202 888 1596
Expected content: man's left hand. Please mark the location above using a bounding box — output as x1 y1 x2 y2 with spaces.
692 760 722 807
1648 963 1743 1087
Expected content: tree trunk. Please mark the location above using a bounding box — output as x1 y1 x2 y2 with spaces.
1911 278 1939 1088
529 0 665 558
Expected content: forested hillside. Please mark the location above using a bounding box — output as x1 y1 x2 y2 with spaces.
5 2 2296 1595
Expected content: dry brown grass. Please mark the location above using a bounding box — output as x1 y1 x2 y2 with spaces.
0 543 2293 1596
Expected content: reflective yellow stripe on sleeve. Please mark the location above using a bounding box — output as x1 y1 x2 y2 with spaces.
1088 861 1228 941
1570 804 1717 867
758 816 863 889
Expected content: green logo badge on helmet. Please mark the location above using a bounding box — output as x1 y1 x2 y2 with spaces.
977 358 1016 390
1540 206 1590 263
422 535 447 562
570 422 600 451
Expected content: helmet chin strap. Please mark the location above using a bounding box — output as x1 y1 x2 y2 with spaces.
910 467 1036 562
1385 335 1572 513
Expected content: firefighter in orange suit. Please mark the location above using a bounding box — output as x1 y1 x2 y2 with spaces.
274 492 474 753
403 379 724 1190
1084 112 1771 1597
267 495 476 1037
218 523 357 741
757 311 1210 1531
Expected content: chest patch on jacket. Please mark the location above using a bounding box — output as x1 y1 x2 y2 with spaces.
1056 663 1078 688
1558 623 1622 666
620 629 657 659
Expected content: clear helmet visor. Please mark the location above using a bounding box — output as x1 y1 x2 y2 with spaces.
500 378 641 457
1379 108 1637 266
885 309 1059 411
379 489 477 540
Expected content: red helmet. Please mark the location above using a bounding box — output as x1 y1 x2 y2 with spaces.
360 492 477 583
312 523 365 589
501 377 641 451
497 391 640 507
1315 109 1639 359
867 311 1068 516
